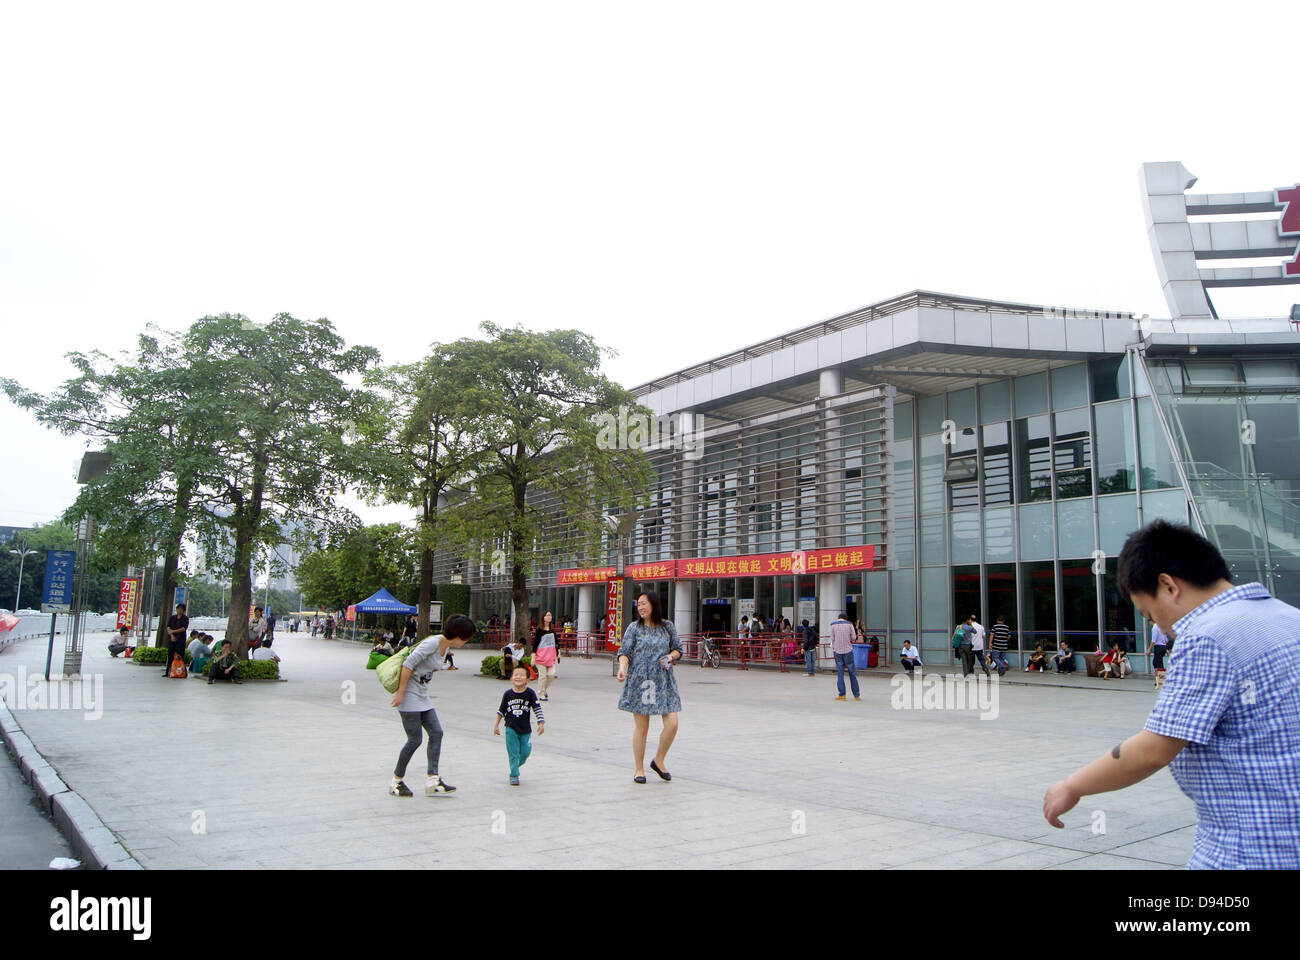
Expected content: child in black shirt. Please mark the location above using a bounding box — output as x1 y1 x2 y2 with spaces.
494 666 545 785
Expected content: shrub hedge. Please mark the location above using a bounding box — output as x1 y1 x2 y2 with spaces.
131 645 279 679
479 653 532 677
202 659 280 680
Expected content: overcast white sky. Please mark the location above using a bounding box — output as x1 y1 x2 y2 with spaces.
2 0 1297 533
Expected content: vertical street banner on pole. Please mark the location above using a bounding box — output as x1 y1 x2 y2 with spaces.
605 579 623 651
117 577 140 630
173 585 186 609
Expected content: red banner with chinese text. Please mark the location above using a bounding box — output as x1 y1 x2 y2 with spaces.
116 578 140 630
676 545 876 579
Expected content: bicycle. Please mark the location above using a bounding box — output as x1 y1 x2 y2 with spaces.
699 636 721 669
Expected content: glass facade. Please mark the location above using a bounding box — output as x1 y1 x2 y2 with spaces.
1144 355 1300 608
508 329 1300 673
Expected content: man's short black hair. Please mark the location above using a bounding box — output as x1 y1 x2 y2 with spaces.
1117 520 1232 598
443 613 476 640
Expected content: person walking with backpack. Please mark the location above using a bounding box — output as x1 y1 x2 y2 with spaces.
388 613 476 798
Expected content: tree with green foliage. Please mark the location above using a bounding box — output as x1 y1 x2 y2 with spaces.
296 523 418 617
354 350 475 640
438 323 654 643
1 330 210 643
180 313 380 655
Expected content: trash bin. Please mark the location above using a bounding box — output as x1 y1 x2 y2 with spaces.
852 642 872 670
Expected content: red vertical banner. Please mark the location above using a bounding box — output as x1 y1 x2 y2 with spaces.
345 605 357 622
117 578 140 630
605 579 623 650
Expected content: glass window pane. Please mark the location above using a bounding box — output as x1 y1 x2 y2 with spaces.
1020 560 1056 651
982 421 1012 505
1056 498 1095 558
953 565 980 627
918 395 944 435
1060 558 1099 651
920 514 946 565
894 401 913 440
1014 372 1048 417
891 570 915 630
892 517 915 566
1183 361 1241 387
919 434 945 514
986 564 1017 646
1053 407 1092 499
1015 415 1053 502
1094 400 1136 494
1137 398 1178 490
1241 360 1299 389
1090 355 1131 403
1018 501 1054 560
980 380 1011 424
947 388 975 426
921 567 949 631
1051 363 1088 409
1142 489 1187 525
1097 494 1138 557
1102 557 1137 651
893 440 915 516
950 511 980 565
864 572 887 634
983 506 1015 562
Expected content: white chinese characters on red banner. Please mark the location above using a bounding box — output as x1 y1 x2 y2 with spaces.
556 546 876 586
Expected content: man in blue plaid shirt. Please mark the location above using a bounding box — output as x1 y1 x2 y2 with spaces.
1043 520 1300 868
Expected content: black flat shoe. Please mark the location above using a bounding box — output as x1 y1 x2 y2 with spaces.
650 761 672 782
633 775 647 784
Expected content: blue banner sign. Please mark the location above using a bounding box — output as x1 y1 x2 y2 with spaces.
41 550 76 613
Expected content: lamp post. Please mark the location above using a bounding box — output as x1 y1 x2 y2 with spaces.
9 543 38 612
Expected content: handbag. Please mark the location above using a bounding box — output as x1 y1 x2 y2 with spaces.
376 645 417 693
168 655 188 679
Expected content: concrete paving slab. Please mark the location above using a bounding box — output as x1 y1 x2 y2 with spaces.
0 629 1198 869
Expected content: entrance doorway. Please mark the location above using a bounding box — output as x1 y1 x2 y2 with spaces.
700 599 732 637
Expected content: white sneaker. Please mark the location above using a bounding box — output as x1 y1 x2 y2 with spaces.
426 775 456 795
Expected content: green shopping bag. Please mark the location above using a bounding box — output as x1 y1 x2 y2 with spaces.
366 650 390 670
376 646 415 693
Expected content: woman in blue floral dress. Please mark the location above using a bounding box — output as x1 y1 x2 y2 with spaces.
616 591 683 783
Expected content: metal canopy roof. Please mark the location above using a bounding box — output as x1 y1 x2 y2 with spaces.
631 289 1136 397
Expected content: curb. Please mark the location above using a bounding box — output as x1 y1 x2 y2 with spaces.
0 700 141 870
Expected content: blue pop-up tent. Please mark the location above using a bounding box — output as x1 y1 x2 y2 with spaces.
353 588 417 615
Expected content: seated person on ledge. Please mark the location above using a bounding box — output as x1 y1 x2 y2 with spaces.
1026 644 1049 671
1053 641 1076 673
899 640 923 674
500 638 526 678
252 636 282 675
208 641 242 684
187 632 213 674
1100 643 1130 679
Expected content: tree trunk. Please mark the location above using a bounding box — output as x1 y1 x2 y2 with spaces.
153 473 195 647
418 544 433 641
224 453 266 658
226 523 255 658
512 560 529 648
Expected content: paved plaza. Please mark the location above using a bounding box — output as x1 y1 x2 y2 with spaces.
1 629 1196 869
